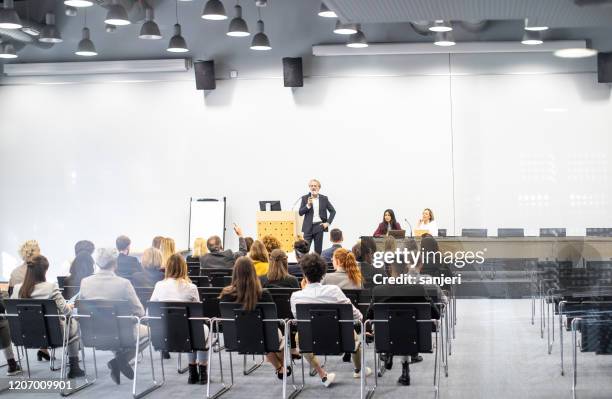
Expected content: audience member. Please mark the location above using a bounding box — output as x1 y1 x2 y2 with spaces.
152 236 164 250
80 248 147 385
249 240 270 276
131 248 164 288
321 228 344 263
262 235 282 255
9 240 41 290
288 239 310 275
11 255 85 378
244 237 254 252
186 237 207 263
0 304 21 375
160 237 176 268
322 248 363 289
150 254 208 384
352 238 376 289
219 257 290 380
65 240 95 288
261 249 299 288
199 225 246 269
115 235 143 279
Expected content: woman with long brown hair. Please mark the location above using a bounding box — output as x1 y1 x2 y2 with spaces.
11 255 85 378
248 240 269 276
219 256 290 379
322 248 363 289
261 249 299 288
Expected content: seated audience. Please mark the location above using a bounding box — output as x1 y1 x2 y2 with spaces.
0 305 21 375
290 254 371 387
11 255 85 378
80 248 147 385
352 238 377 289
131 248 164 288
321 228 344 263
244 237 254 252
160 237 176 268
288 239 309 275
9 239 41 291
219 257 290 380
65 240 95 288
261 249 299 288
322 248 363 289
373 209 402 237
152 236 164 250
186 237 207 263
150 254 208 384
249 240 270 276
200 225 246 269
115 235 143 279
262 235 282 256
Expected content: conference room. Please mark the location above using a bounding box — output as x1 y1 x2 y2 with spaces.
1 0 612 398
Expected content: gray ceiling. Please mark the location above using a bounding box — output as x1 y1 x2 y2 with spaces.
1 0 612 74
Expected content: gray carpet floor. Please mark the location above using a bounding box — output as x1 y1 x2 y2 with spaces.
4 299 612 399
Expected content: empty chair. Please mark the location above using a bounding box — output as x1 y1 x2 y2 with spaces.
586 228 612 237
201 268 233 287
461 229 487 238
540 228 566 237
497 228 524 238
437 229 447 237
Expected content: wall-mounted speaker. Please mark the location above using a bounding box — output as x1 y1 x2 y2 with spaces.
194 60 216 90
282 57 303 87
597 52 612 83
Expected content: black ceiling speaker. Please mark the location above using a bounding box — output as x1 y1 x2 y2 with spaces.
194 60 216 90
282 57 303 87
597 52 612 83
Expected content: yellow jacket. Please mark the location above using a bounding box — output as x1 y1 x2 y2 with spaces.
253 261 269 276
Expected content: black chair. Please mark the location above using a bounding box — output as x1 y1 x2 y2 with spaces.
201 269 233 287
190 276 209 288
586 228 612 237
437 229 447 237
61 286 80 302
134 287 154 307
57 276 68 290
267 288 300 320
188 264 201 277
497 228 524 238
216 302 304 399
3 299 91 395
540 228 566 237
365 303 441 398
74 300 161 398
461 229 487 238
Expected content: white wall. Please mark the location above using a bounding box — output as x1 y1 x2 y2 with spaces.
0 52 610 279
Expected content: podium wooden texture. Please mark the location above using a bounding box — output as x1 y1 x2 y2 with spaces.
256 211 300 252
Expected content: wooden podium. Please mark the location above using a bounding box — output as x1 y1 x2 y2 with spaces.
256 211 301 252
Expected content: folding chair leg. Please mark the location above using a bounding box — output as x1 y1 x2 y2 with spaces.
283 321 304 399
177 353 188 374
60 340 95 396
50 348 61 371
24 348 31 378
571 319 579 399
132 322 164 399
560 306 565 376
243 354 264 375
365 327 377 399
207 320 233 399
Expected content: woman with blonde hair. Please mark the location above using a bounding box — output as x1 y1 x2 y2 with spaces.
262 249 299 288
160 237 176 268
131 248 164 288
9 240 41 290
150 254 208 384
248 240 269 276
186 237 207 263
322 248 363 289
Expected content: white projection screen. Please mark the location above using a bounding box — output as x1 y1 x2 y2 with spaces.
188 198 226 250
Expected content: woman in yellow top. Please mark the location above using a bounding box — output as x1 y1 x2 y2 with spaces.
248 240 269 276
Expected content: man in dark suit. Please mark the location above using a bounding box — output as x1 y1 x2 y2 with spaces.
115 235 143 279
321 228 343 263
199 224 247 269
299 179 336 255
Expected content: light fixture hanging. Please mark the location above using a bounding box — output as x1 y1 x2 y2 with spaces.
434 31 456 46
167 1 188 52
333 20 358 35
250 8 270 50
65 6 78 17
429 20 452 32
0 42 17 59
201 0 227 20
346 29 368 48
227 3 249 37
39 13 63 43
105 24 116 33
76 10 97 56
554 47 597 58
0 0 22 30
521 30 542 45
318 3 337 18
139 7 161 39
105 0 130 26
524 18 548 31
64 0 93 7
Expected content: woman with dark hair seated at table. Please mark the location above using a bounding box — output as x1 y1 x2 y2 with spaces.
373 209 401 237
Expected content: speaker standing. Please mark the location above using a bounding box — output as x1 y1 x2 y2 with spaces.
299 179 336 254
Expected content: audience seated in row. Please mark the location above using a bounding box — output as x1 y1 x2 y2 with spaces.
260 249 300 289
131 247 164 288
352 238 377 289
160 237 176 269
186 237 207 263
321 228 344 263
288 239 310 275
8 239 41 289
116 235 143 280
322 248 363 289
65 240 95 288
249 240 270 276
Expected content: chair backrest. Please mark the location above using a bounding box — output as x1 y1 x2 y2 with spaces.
3 299 65 349
540 228 566 237
147 301 207 352
342 288 371 315
586 228 612 237
201 268 233 287
219 302 280 354
56 276 67 290
267 288 300 319
134 287 154 306
295 303 355 355
189 276 209 288
188 264 201 277
62 286 80 301
76 300 136 351
198 287 223 318
497 228 524 238
371 303 433 354
461 228 487 238
437 229 447 237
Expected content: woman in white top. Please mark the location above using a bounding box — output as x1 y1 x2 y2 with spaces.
150 254 208 385
416 208 438 236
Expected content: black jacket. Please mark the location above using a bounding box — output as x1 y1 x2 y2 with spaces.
199 237 247 269
260 275 300 289
116 253 143 279
298 194 336 233
131 268 164 288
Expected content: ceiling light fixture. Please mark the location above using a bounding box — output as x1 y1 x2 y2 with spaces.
318 3 337 18
39 13 63 43
0 0 22 30
167 1 188 52
250 8 271 50
201 0 227 20
105 0 130 26
76 10 97 56
333 20 358 35
227 3 249 37
64 0 93 7
521 30 543 45
0 42 17 59
429 20 452 32
554 47 597 58
65 6 78 17
524 18 548 31
139 7 161 39
347 29 368 48
434 31 456 46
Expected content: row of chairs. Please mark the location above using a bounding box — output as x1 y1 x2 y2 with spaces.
2 297 449 399
459 228 612 238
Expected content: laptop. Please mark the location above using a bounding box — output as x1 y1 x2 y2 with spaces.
388 229 406 239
